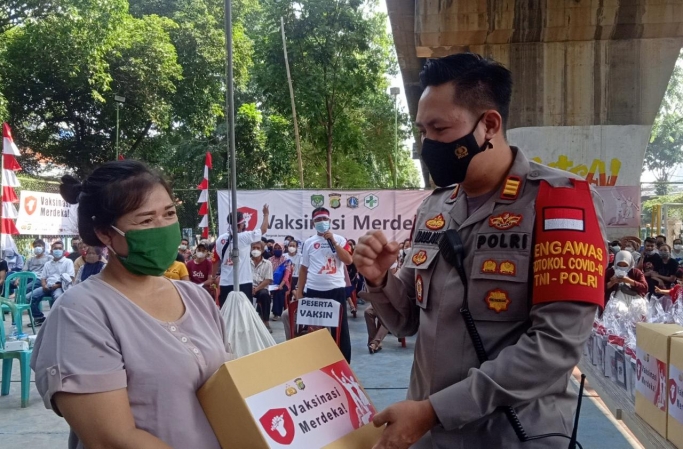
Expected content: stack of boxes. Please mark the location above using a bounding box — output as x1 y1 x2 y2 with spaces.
594 323 683 447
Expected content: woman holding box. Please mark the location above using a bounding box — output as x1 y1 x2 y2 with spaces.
31 160 229 449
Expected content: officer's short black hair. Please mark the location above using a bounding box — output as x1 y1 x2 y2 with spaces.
645 237 656 244
657 234 667 240
419 53 513 130
267 239 275 244
33 239 46 248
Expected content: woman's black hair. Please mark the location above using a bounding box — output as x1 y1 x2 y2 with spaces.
175 252 185 262
59 160 172 247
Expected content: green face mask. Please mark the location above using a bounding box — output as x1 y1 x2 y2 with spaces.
111 222 181 276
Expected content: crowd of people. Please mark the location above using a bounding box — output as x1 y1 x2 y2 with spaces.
605 234 683 303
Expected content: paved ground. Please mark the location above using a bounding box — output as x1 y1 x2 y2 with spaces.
0 301 641 448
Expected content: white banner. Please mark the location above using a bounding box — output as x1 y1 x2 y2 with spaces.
244 359 376 448
15 190 79 235
297 298 341 327
217 190 430 243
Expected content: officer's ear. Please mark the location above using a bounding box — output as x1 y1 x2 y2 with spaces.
481 110 503 141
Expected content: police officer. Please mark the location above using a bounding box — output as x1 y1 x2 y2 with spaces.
354 53 607 449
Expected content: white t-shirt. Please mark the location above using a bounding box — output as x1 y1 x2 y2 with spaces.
285 253 302 278
214 230 262 286
301 234 347 292
41 257 75 287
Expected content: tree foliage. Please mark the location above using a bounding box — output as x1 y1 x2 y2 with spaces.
644 52 683 195
0 0 420 232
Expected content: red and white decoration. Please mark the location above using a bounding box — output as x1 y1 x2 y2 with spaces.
197 152 212 239
2 123 21 251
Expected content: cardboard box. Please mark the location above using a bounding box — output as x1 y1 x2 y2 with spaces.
635 323 683 438
198 330 383 449
668 337 683 447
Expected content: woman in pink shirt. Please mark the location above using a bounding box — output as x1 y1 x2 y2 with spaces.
31 160 230 449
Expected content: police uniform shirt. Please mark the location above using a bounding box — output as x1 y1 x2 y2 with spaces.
362 147 608 449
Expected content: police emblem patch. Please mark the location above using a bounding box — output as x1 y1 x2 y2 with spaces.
412 250 428 266
485 289 511 313
481 259 497 274
499 261 516 276
425 213 446 230
489 212 523 230
416 275 424 303
311 194 324 208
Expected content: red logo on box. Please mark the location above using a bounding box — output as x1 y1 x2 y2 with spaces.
259 408 295 445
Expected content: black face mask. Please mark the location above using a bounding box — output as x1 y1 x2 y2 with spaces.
421 114 492 187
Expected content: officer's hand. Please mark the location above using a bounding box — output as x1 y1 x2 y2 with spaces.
354 231 399 286
323 231 335 242
371 400 437 449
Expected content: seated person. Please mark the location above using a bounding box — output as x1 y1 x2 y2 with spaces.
656 269 683 302
29 241 75 326
640 237 663 294
74 246 106 284
3 248 24 273
651 244 679 290
187 243 215 297
251 242 273 332
604 250 647 303
164 253 190 281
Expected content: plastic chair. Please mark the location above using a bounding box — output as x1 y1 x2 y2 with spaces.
0 300 32 408
1 272 39 335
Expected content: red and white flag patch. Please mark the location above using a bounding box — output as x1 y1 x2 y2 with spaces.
543 207 585 232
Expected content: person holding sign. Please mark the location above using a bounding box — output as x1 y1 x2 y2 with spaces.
354 53 608 449
293 207 353 362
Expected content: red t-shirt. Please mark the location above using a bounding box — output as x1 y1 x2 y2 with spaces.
186 259 212 285
670 284 683 303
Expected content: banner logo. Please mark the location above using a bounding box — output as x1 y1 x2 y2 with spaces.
329 193 342 209
670 379 677 405
346 196 359 209
311 194 324 208
237 207 258 231
364 194 379 210
24 196 37 216
259 408 296 445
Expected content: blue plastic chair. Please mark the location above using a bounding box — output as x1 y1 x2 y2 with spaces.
1 272 39 335
0 300 32 408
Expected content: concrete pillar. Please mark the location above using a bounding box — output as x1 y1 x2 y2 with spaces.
387 0 683 238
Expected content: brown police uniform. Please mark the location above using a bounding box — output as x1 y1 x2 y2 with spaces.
362 148 608 449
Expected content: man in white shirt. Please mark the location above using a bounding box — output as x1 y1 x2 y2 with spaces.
293 207 353 362
212 204 269 307
30 240 75 325
251 241 274 331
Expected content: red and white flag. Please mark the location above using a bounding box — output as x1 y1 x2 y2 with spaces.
197 152 212 239
543 207 585 232
1 123 21 250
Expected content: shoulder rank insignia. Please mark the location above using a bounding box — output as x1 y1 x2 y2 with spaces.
500 176 521 201
412 250 428 266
